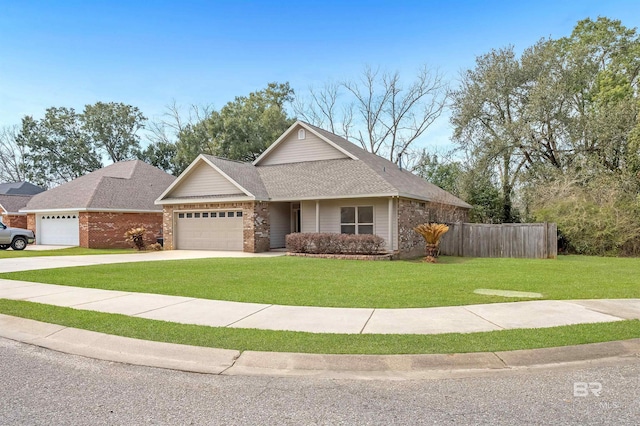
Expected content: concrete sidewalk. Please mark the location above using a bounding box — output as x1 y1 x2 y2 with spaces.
1 278 639 334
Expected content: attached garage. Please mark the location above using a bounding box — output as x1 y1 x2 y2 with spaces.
175 210 244 250
37 213 80 246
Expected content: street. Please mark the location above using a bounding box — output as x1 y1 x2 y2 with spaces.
1 337 638 425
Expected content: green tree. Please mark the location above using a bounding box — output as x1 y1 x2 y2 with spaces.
17 102 147 187
83 102 146 162
135 140 178 175
17 109 102 188
168 82 295 174
413 151 462 197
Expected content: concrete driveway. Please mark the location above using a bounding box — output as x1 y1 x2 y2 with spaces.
0 249 284 273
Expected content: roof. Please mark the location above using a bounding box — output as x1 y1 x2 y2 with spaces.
23 160 176 212
0 194 33 214
0 181 45 196
158 121 471 209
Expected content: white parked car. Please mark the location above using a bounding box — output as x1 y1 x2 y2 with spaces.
0 222 36 250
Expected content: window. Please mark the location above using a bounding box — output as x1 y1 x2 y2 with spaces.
298 129 306 140
186 213 192 218
178 213 184 218
340 206 374 234
228 211 235 218
219 212 226 218
202 212 208 218
210 212 217 218
194 213 200 218
236 211 243 218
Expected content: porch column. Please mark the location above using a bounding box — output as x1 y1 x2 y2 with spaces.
388 197 394 251
315 200 320 232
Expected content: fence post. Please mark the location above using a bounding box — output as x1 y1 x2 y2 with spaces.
543 221 549 259
458 221 464 257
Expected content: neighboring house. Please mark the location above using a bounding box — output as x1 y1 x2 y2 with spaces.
0 182 46 228
156 121 471 258
21 160 176 248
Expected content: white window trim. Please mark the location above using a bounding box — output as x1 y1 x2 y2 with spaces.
340 205 374 235
298 129 306 140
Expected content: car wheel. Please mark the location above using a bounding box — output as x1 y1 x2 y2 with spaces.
11 237 27 251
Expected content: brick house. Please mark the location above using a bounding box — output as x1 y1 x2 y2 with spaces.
156 121 471 258
21 160 176 248
0 182 45 228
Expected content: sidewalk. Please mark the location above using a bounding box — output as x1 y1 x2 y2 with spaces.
1 278 639 334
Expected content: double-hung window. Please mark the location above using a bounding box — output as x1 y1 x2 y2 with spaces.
340 206 374 234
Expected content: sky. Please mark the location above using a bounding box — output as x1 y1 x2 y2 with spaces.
1 0 640 152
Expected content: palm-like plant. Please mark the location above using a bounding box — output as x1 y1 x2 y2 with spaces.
414 223 449 262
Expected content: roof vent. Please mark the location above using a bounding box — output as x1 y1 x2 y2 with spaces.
298 129 306 140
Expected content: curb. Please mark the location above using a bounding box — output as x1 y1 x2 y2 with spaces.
2 314 639 380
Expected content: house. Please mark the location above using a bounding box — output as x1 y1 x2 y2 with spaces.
21 160 176 248
0 182 45 228
156 121 471 258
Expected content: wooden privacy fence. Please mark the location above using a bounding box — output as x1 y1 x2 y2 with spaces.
438 222 557 259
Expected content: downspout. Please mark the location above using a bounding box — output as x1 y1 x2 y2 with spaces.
315 200 320 233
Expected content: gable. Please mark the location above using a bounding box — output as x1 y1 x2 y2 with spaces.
258 124 349 166
168 161 242 197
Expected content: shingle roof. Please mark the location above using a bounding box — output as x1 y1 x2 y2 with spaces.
0 195 33 213
0 182 45 195
201 155 270 199
303 123 472 208
24 160 176 211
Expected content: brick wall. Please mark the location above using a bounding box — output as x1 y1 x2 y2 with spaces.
162 201 270 252
81 211 163 249
245 201 270 253
1 214 27 229
397 198 469 259
26 214 36 235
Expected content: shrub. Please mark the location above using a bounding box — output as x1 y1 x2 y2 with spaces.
286 233 385 255
147 242 163 251
124 227 147 251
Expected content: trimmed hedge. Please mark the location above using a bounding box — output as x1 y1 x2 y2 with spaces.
286 233 385 255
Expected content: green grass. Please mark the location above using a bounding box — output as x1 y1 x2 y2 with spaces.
1 299 638 354
0 247 135 258
2 255 639 308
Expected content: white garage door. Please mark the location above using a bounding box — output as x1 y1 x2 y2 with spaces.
38 213 80 246
176 210 243 250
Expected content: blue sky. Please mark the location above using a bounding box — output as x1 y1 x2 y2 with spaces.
1 0 640 150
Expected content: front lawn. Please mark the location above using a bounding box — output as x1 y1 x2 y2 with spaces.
1 299 639 354
0 247 135 259
2 255 639 308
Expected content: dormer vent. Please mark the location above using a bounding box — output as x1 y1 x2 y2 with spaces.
298 129 306 140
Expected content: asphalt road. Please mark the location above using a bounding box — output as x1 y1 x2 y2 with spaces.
1 337 639 425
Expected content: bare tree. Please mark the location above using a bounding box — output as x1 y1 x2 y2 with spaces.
146 100 213 146
0 125 27 182
293 65 448 164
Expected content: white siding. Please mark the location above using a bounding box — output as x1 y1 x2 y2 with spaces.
270 202 290 248
260 125 348 165
170 162 240 197
299 198 394 251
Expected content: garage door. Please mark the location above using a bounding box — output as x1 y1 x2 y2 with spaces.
176 210 243 250
38 213 80 245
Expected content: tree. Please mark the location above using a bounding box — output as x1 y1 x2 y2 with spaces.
17 102 147 187
413 151 463 197
135 140 177 175
294 65 448 164
0 125 28 182
17 109 103 188
450 46 530 222
210 82 296 162
83 102 146 162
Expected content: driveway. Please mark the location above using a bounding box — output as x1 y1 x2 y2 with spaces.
0 250 284 273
